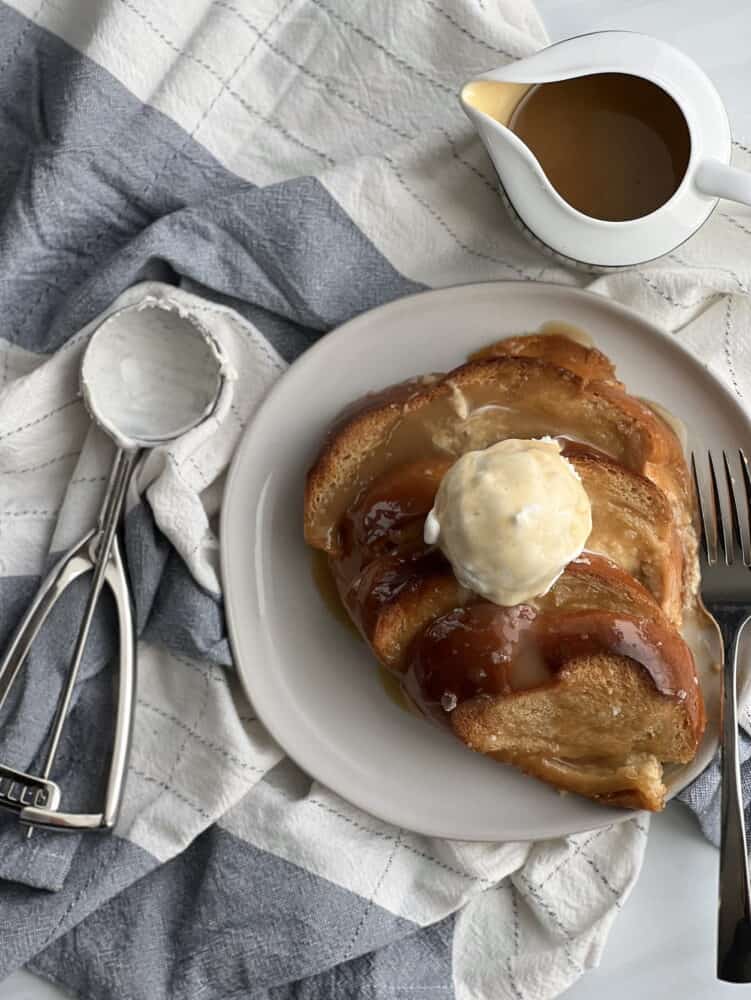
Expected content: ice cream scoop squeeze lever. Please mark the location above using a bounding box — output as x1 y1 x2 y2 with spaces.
0 299 226 833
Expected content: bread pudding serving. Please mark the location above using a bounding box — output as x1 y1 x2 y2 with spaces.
303 326 706 811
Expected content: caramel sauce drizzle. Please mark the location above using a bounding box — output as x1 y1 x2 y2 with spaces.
406 604 701 733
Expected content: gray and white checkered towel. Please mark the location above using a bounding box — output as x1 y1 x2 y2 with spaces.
0 1 749 998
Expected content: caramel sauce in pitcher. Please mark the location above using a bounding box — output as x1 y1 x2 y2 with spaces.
509 73 691 222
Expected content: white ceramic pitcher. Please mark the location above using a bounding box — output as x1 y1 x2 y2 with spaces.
460 31 750 270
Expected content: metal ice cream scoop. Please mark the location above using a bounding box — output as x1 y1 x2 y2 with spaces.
0 298 226 833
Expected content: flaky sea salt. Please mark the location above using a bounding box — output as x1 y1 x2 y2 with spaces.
441 691 458 712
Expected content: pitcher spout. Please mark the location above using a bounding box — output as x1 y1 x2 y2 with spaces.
459 76 555 231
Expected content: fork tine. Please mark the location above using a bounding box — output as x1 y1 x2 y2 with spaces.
723 451 748 566
738 449 751 566
692 452 718 564
709 451 734 565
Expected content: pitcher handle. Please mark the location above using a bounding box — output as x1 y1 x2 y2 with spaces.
696 159 751 208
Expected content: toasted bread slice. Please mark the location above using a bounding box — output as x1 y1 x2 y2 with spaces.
370 570 469 671
450 645 703 810
305 356 689 563
451 647 702 761
571 454 683 623
470 333 621 386
537 554 668 620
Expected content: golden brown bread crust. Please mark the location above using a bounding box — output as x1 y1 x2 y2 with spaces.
540 554 667 620
571 454 683 623
469 332 621 386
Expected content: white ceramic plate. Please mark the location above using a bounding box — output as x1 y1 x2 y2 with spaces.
222 282 741 841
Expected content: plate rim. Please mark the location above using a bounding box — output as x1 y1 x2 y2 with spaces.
221 280 739 841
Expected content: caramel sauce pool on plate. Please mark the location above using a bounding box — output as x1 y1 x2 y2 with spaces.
310 549 411 712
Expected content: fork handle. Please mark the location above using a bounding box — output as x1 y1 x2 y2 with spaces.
718 617 751 982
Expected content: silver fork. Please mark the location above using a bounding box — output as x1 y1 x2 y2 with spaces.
692 450 751 982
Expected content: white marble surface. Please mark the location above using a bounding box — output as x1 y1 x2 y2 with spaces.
1 1 750 998
565 804 735 999
0 974 64 1000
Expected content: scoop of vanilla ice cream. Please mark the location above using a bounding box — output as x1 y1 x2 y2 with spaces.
424 438 592 606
